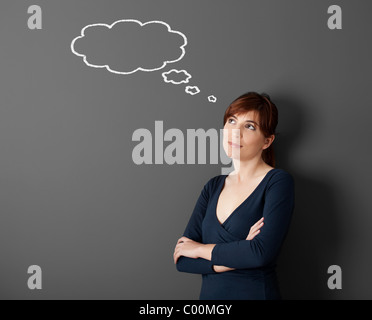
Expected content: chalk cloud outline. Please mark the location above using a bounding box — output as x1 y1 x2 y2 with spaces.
208 95 217 103
185 86 200 95
162 69 192 84
70 19 188 75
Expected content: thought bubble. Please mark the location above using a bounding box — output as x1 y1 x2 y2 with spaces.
162 69 191 84
71 19 187 75
208 95 217 103
185 86 200 95
71 19 217 101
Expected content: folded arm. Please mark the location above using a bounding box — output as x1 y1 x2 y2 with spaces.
174 180 217 274
209 173 294 269
175 218 265 273
177 172 294 270
174 179 233 274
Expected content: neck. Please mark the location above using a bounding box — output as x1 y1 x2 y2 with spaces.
230 157 269 182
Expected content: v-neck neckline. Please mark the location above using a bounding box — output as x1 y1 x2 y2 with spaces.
215 168 276 226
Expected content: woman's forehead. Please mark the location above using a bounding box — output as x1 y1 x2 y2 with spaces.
233 110 260 121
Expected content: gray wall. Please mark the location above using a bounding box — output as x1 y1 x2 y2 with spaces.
0 0 371 299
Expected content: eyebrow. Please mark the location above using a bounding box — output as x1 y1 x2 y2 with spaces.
230 115 259 126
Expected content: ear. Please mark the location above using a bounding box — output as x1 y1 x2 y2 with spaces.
263 134 275 150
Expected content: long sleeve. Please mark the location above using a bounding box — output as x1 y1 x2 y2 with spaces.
176 179 217 274
211 171 295 269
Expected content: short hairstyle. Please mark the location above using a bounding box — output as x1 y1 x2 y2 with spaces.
223 91 278 167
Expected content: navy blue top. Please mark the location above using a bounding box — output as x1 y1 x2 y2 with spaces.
176 168 295 300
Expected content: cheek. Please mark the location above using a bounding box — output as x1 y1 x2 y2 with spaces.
222 128 243 159
241 132 264 149
222 128 230 153
222 127 238 157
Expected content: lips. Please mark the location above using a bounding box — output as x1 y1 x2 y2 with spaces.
228 141 242 148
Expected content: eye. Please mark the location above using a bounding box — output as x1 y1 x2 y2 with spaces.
228 118 236 124
245 124 256 130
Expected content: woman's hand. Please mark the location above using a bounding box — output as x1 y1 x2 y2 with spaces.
246 217 264 240
213 217 264 272
213 265 235 273
213 218 264 273
174 218 264 268
173 236 203 264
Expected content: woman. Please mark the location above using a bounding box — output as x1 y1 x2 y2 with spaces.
173 91 295 300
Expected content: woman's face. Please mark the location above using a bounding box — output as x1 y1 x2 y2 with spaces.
223 111 274 161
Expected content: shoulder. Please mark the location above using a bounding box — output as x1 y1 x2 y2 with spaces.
200 174 225 194
266 168 295 189
194 174 224 201
204 174 225 188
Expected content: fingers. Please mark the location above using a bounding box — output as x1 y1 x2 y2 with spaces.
174 238 184 264
173 249 180 264
253 217 264 227
174 237 193 263
173 243 187 264
246 217 264 240
247 229 261 240
173 243 182 263
177 236 191 244
174 239 187 263
251 217 264 233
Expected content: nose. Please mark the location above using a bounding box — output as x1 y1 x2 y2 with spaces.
232 128 241 139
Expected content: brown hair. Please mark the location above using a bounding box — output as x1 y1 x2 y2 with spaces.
223 91 278 167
